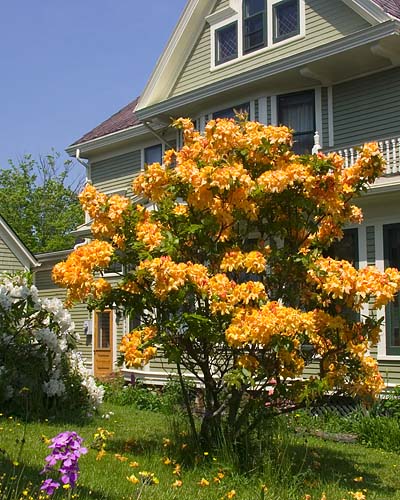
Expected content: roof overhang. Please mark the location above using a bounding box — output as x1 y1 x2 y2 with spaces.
0 216 40 270
135 20 400 122
343 0 395 23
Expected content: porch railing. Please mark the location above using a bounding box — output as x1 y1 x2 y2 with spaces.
314 133 400 176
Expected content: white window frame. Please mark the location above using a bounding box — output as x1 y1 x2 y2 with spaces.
208 0 305 70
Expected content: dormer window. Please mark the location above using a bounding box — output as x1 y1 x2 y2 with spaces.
243 0 267 54
209 0 303 69
273 0 300 43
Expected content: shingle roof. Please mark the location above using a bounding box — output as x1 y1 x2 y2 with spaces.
372 0 400 19
71 96 141 146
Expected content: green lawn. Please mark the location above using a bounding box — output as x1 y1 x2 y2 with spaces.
1 404 399 500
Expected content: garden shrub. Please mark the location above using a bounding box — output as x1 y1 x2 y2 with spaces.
0 273 104 418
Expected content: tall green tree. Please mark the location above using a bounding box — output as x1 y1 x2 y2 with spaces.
0 152 84 253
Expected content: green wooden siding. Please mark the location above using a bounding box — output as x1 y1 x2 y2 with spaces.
91 150 141 193
333 67 400 147
171 0 369 98
378 361 400 386
0 237 25 272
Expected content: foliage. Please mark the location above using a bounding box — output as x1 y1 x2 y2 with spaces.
373 385 400 418
52 117 400 445
0 273 104 418
102 373 196 413
1 405 400 499
0 152 84 253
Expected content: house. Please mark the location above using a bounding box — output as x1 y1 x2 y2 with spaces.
0 215 39 273
64 0 400 384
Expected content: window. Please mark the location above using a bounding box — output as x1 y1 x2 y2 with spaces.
212 102 250 120
243 0 267 54
384 223 400 355
216 22 238 65
144 144 162 166
273 0 300 43
278 90 315 154
328 229 359 268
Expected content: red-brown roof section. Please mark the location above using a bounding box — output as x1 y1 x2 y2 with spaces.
71 96 141 146
372 0 400 18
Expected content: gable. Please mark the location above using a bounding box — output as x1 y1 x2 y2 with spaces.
0 236 25 273
0 217 38 272
170 0 371 98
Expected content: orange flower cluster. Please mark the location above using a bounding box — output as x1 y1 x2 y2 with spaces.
136 256 209 300
220 249 267 274
308 257 400 309
52 240 114 303
136 211 164 251
133 162 170 202
79 184 130 246
119 326 157 368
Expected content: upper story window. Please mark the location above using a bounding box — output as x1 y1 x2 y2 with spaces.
243 0 267 54
210 0 303 68
144 144 162 166
273 0 299 42
216 22 238 64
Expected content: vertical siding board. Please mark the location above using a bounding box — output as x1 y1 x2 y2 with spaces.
171 0 369 97
333 68 400 147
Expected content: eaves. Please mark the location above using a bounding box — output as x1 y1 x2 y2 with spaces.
136 20 400 121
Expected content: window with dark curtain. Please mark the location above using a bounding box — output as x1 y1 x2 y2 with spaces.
278 90 315 154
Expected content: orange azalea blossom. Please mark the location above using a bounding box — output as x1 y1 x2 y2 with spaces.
52 240 113 303
220 250 267 274
136 217 163 251
133 162 170 202
308 257 400 310
79 184 130 239
119 327 157 368
236 354 259 372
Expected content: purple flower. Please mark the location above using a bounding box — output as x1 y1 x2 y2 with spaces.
40 431 87 495
40 478 60 495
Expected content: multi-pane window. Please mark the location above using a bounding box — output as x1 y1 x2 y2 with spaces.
384 223 400 355
273 0 300 43
243 0 267 54
212 102 250 120
215 22 238 65
278 90 315 154
144 144 162 166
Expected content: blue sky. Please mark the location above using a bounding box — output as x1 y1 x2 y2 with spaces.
0 0 187 179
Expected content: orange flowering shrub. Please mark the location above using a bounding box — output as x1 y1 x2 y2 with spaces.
53 117 400 443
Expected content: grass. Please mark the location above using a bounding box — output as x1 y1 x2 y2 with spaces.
1 403 400 500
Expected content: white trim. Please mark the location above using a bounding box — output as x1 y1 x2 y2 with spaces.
206 5 237 25
137 0 215 110
327 86 334 147
210 13 239 70
249 100 256 121
315 87 322 147
342 0 393 24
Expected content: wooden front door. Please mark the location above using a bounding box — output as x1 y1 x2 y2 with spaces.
94 310 113 378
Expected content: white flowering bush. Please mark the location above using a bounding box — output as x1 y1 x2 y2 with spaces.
0 273 103 417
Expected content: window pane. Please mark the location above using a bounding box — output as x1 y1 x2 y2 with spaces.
243 0 266 53
213 102 250 120
144 144 162 165
278 91 315 154
244 0 265 17
274 0 299 42
384 224 400 352
97 312 111 349
216 22 238 64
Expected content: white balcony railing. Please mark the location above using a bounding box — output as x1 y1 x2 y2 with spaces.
314 133 400 176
